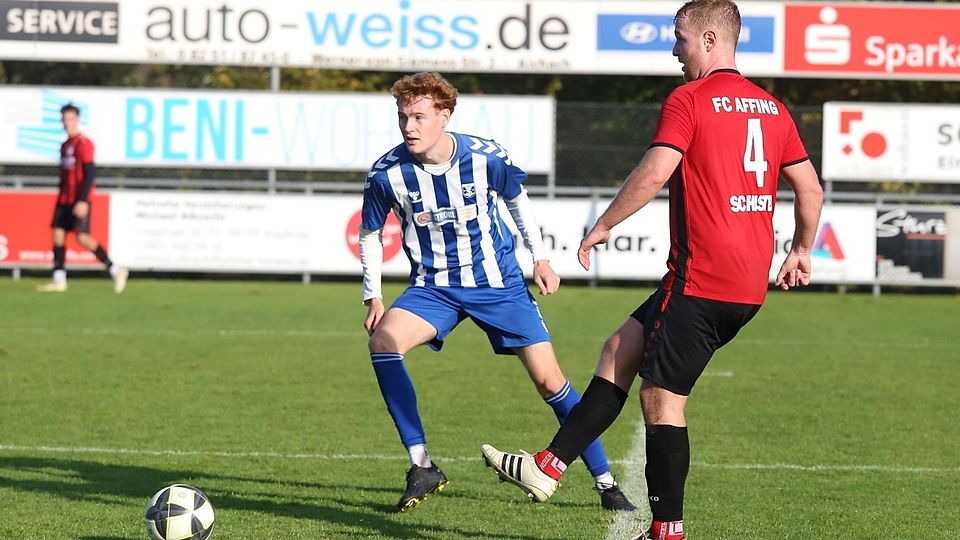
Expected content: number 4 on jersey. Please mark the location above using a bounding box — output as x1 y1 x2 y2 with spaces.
743 118 768 188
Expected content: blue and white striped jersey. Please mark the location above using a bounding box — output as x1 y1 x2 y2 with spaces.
361 132 527 289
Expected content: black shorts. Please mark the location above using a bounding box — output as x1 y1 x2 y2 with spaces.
631 288 761 396
52 204 91 233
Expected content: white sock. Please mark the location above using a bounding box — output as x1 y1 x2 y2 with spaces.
53 269 67 284
109 264 118 277
594 472 616 489
408 444 432 468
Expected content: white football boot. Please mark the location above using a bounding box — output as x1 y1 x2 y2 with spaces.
36 281 67 292
481 444 558 502
112 266 129 293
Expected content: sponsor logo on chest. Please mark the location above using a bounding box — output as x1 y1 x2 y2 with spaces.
414 204 479 226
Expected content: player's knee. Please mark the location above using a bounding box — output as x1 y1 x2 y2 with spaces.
368 329 400 353
640 383 685 424
534 375 566 397
595 335 620 372
76 233 95 248
601 335 619 360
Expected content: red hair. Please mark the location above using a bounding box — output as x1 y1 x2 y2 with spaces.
390 72 458 113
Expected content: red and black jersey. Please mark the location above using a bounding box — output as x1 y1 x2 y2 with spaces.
651 69 809 305
58 134 95 205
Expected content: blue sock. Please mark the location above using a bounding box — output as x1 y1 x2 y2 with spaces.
371 353 425 448
544 380 611 477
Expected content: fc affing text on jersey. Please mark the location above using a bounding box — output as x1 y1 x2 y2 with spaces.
710 96 780 115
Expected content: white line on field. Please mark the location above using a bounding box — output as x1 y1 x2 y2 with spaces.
0 327 956 349
0 444 955 474
605 422 649 540
0 327 362 338
736 338 956 350
702 370 734 377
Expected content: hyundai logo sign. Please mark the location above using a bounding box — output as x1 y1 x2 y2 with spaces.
619 21 658 45
598 14 775 53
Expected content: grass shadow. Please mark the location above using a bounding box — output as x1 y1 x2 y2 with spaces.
0 456 544 539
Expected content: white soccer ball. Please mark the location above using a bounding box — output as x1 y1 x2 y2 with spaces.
144 484 215 540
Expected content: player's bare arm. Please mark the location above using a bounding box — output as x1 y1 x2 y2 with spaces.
579 146 680 270
776 160 823 290
577 223 611 271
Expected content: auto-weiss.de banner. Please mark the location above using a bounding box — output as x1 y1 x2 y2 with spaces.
2 1 959 80
0 0 784 76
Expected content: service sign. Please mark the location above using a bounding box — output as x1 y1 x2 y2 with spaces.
822 102 960 183
0 86 554 173
784 3 960 80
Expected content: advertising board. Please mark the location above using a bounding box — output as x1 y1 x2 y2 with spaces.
0 86 555 173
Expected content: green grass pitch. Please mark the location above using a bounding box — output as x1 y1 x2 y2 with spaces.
0 277 958 539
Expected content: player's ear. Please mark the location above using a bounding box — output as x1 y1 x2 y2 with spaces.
703 30 716 52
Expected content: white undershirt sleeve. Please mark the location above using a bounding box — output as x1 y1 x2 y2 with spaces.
358 227 384 302
504 188 549 262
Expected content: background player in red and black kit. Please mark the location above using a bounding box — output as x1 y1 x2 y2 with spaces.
481 1 824 538
37 103 128 293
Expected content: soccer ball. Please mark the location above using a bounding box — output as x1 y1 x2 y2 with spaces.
144 484 215 540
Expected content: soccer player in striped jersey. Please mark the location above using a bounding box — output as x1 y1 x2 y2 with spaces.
37 103 128 293
481 2 824 538
359 72 635 513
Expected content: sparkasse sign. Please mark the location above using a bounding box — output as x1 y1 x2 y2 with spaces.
785 3 960 80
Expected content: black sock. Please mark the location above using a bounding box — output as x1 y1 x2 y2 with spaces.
645 424 689 522
546 376 628 465
93 246 113 268
53 246 65 271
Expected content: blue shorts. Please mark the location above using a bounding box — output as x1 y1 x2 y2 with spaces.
391 280 551 355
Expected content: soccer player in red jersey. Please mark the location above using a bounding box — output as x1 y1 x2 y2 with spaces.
37 103 128 293
481 1 824 538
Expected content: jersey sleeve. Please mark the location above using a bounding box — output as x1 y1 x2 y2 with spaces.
361 173 395 231
78 137 95 164
485 141 527 199
779 105 809 167
651 87 696 154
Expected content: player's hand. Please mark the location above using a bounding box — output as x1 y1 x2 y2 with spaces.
775 250 812 291
363 297 386 335
578 222 611 271
533 259 560 295
73 200 89 219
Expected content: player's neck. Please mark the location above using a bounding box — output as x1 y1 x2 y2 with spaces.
704 52 737 77
415 133 455 165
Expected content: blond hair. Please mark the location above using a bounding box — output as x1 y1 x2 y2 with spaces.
675 0 741 47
